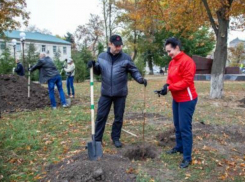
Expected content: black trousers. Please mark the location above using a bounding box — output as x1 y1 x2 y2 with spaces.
94 95 126 141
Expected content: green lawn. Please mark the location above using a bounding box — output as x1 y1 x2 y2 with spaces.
0 75 245 181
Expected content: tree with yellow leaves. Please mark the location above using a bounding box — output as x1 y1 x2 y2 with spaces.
116 0 245 98
0 0 29 36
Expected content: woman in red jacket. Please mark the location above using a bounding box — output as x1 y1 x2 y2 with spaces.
161 37 198 168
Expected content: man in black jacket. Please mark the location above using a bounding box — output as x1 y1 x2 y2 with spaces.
88 35 147 148
14 59 25 76
29 52 69 110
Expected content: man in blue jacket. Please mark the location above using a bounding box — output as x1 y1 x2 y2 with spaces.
88 35 147 148
29 52 69 110
14 59 25 76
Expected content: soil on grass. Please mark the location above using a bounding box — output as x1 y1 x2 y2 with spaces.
238 98 245 107
156 122 245 153
0 74 77 112
40 152 137 182
122 143 158 161
156 127 175 147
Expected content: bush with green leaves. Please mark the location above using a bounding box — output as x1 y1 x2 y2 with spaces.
22 43 40 81
0 46 15 74
72 46 94 82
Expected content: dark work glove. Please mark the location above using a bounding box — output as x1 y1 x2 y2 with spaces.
87 60 95 68
160 84 169 95
154 90 161 97
143 79 147 87
154 84 169 96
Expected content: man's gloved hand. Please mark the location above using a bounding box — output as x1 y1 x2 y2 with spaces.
87 60 95 68
143 79 147 87
28 67 32 72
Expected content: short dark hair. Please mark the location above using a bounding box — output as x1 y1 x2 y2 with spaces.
164 37 181 50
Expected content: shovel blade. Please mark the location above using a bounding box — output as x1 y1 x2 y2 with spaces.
87 141 103 161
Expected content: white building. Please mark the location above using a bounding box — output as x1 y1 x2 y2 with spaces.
0 30 71 61
229 37 245 48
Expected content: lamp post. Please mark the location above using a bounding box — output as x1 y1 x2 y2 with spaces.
19 32 26 68
19 32 30 97
11 39 17 60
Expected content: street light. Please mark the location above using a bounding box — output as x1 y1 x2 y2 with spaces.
11 39 17 60
19 32 26 68
19 32 30 97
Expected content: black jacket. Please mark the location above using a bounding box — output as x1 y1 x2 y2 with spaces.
30 56 60 84
93 49 144 97
15 62 25 76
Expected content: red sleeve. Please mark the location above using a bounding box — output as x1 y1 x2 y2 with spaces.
169 59 196 91
166 61 172 85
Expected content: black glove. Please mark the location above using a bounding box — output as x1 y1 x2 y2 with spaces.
142 79 147 87
160 84 169 95
154 90 161 97
87 60 95 68
28 67 32 72
154 84 169 96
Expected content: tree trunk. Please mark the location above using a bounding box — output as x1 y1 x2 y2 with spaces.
147 55 153 75
210 10 229 99
109 0 112 37
132 29 137 61
103 0 108 46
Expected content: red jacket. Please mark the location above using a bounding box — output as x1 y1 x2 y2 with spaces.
166 51 198 102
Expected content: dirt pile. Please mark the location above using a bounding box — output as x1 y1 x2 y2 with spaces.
0 74 61 112
123 143 157 161
40 153 136 182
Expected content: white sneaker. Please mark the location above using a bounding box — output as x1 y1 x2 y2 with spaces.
52 107 57 110
62 104 69 108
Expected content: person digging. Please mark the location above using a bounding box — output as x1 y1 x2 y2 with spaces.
29 52 70 110
87 35 147 148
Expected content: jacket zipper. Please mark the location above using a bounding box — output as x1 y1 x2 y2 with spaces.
110 56 113 96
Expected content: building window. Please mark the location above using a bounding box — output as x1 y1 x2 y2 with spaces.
0 42 6 50
53 46 57 53
42 45 46 52
16 43 21 51
63 47 67 54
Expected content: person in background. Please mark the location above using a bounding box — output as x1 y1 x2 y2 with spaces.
157 37 198 168
29 52 69 110
87 34 147 148
64 58 75 98
14 58 25 76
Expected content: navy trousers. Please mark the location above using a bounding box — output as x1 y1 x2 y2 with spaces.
172 98 198 161
95 96 126 141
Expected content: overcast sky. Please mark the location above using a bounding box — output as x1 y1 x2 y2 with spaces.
22 0 244 43
23 0 101 36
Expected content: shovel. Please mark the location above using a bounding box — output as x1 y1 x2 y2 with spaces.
28 64 31 98
87 67 103 161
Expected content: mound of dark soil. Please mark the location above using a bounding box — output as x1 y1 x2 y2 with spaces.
0 74 62 112
40 153 136 182
123 143 157 161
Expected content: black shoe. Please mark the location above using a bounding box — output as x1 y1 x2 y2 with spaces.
113 140 122 148
179 160 192 168
166 148 183 154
